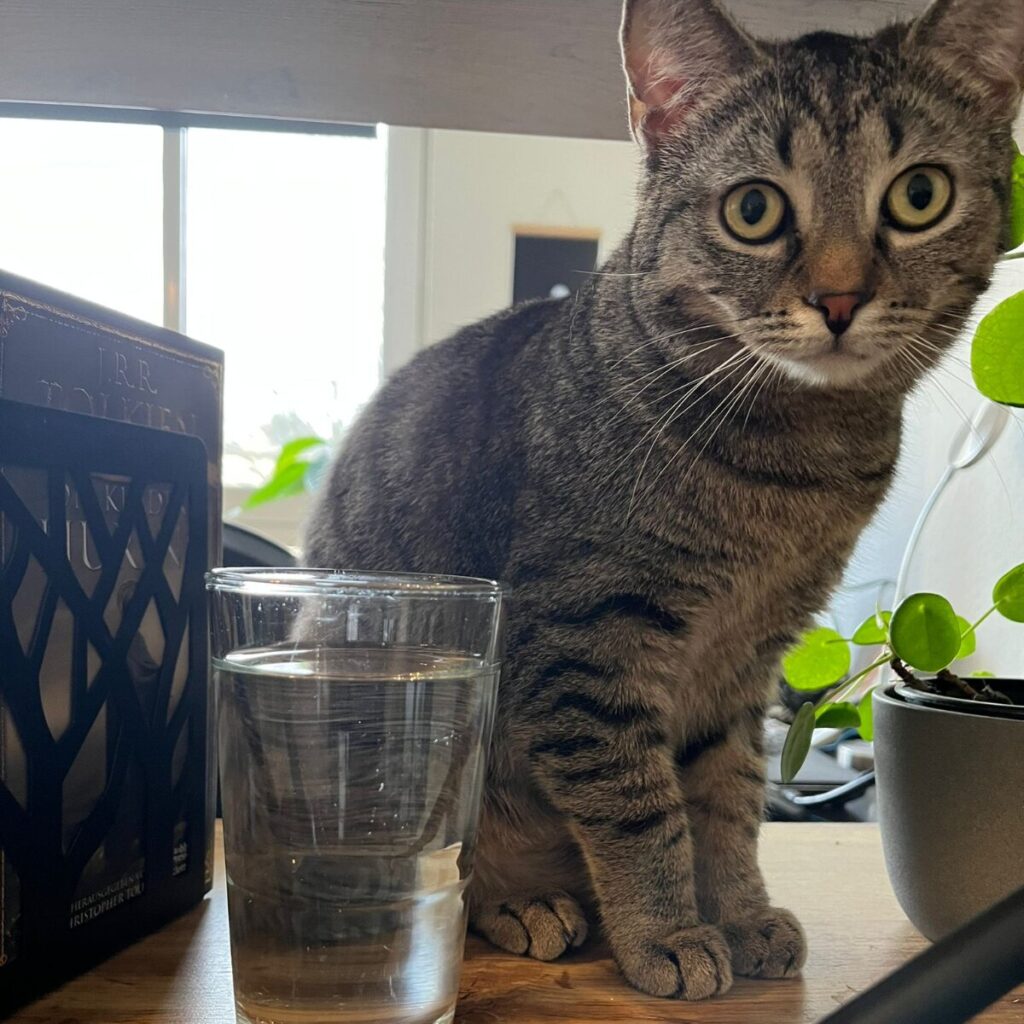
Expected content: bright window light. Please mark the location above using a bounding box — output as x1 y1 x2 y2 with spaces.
185 128 385 488
0 118 164 324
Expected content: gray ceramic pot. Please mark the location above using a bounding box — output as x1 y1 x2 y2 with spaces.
873 681 1024 941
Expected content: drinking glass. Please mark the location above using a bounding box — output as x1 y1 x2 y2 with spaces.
207 568 505 1024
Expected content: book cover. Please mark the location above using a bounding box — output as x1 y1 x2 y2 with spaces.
0 272 222 1008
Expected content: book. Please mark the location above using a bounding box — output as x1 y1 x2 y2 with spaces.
0 271 222 1012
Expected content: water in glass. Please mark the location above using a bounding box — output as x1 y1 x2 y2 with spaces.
215 645 496 1024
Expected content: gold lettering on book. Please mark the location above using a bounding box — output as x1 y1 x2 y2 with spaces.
36 350 198 435
100 348 160 396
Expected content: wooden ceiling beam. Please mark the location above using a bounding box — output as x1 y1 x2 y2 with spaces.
0 1 929 139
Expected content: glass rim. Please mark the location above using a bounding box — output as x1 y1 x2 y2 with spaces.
205 566 508 599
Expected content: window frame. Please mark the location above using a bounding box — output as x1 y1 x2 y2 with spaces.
0 103 376 340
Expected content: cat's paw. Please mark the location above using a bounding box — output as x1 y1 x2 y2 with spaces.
472 891 589 962
618 924 733 1000
722 906 806 979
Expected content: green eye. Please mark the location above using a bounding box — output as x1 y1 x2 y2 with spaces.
886 166 953 231
722 182 788 243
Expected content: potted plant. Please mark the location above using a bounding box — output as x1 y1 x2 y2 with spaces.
780 567 1024 940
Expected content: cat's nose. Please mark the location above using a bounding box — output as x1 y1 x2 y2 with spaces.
806 290 870 336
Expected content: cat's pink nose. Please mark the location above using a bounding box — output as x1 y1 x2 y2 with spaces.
806 290 870 336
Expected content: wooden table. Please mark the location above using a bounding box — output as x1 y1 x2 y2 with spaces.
10 824 1024 1024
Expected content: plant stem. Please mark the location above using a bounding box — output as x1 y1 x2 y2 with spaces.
936 668 983 700
1000 250 1024 261
970 604 998 633
890 658 917 685
825 653 891 706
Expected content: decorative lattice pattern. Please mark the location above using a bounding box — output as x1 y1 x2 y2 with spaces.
0 399 208 979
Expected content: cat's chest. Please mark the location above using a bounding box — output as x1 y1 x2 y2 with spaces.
645 482 883 737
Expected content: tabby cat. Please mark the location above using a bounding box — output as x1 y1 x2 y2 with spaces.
305 0 1024 1000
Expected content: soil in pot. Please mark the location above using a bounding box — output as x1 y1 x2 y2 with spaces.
892 675 1024 721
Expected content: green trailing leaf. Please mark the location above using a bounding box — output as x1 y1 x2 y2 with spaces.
955 616 977 660
889 593 962 673
275 436 327 470
814 702 862 730
1010 143 1024 250
781 702 816 784
782 627 851 692
971 291 1024 407
994 562 1024 623
858 691 874 742
244 435 330 509
852 611 892 646
244 461 309 508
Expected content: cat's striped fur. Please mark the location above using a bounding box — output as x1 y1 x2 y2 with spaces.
305 0 1024 1000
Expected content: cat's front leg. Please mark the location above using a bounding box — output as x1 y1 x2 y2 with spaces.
677 707 806 980
530 707 733 1000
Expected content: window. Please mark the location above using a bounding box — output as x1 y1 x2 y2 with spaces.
0 113 385 552
185 128 385 492
0 118 164 323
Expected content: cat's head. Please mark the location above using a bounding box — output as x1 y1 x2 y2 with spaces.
621 0 1024 389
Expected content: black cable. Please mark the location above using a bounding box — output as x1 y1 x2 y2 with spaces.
819 883 1024 1024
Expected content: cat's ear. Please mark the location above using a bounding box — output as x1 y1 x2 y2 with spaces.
910 0 1024 116
620 0 760 150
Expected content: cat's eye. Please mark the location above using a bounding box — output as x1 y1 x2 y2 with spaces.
885 166 953 231
721 182 788 243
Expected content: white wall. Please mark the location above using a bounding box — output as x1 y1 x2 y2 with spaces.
413 128 640 346
842 260 1024 675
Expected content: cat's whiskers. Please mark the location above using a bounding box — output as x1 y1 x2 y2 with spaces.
902 339 973 374
631 349 769 514
684 353 769 461
924 312 982 334
924 319 978 339
601 340 724 412
607 316 755 370
896 342 946 413
905 332 975 376
601 325 765 414
602 344 728 431
662 353 777 496
619 347 757 511
614 345 756 472
743 358 785 433
607 325 721 372
577 269 651 279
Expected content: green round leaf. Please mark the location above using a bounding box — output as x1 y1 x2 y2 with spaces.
782 628 851 691
858 691 874 742
994 562 1024 623
1010 144 1024 250
781 702 816 784
955 616 977 660
971 291 1024 408
814 702 861 730
852 611 892 646
889 593 962 673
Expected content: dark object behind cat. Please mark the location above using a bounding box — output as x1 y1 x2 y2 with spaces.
305 0 1024 1000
